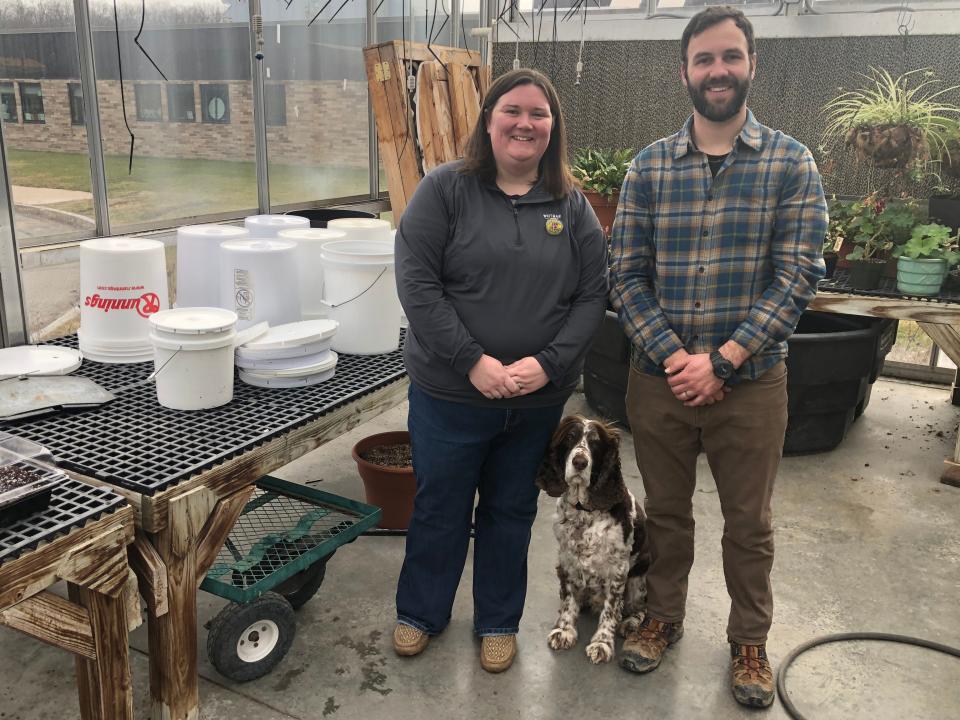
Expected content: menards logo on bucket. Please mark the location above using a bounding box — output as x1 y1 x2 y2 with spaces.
84 287 162 318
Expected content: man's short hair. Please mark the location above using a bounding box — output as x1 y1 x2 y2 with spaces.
680 6 756 66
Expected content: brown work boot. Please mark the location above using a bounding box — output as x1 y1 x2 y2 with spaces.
480 634 517 673
619 616 684 674
730 642 775 708
393 623 429 656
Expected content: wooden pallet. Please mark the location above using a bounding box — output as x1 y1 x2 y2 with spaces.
364 40 486 218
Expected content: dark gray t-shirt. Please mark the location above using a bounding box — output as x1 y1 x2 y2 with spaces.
395 161 608 407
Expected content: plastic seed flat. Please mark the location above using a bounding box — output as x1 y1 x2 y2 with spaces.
0 473 127 566
0 334 406 496
819 270 960 302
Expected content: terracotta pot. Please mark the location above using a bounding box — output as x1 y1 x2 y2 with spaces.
351 431 416 530
582 190 620 237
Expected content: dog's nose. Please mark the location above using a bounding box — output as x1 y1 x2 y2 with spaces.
572 454 588 472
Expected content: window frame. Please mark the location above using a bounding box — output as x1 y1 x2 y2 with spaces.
67 82 84 126
166 83 196 123
0 82 17 124
18 82 45 124
200 83 231 124
134 83 163 123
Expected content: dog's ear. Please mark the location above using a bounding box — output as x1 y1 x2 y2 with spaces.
535 418 573 497
588 426 626 510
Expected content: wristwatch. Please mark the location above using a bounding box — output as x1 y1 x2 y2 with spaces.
710 350 740 386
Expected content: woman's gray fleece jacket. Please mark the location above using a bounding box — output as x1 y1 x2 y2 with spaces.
395 161 608 408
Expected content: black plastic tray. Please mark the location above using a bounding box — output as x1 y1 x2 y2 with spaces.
0 453 61 527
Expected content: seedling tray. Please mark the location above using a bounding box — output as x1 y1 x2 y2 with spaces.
200 475 382 604
0 452 62 527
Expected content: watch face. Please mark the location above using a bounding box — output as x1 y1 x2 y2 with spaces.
712 353 734 379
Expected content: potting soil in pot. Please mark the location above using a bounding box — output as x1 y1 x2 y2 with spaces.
359 443 412 468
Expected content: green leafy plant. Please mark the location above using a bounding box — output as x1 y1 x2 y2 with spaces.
892 222 960 265
821 68 960 170
571 148 634 199
840 192 923 261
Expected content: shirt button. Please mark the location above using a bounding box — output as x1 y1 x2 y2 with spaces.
694 301 702 309
702 230 709 237
698 266 705 273
707 194 714 201
692 334 699 341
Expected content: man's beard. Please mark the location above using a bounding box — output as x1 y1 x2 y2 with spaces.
687 74 750 122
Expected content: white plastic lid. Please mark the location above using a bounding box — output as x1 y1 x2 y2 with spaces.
327 218 392 231
0 345 83 379
80 237 163 253
239 351 337 377
219 239 297 254
235 348 334 371
245 214 310 229
235 337 333 361
239 364 337 388
177 224 248 238
150 307 238 335
238 319 339 351
277 228 347 243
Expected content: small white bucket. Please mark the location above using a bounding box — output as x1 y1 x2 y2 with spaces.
277 227 347 318
244 214 309 238
176 224 249 308
219 239 300 330
79 237 169 363
326 217 392 243
149 307 237 411
319 239 400 355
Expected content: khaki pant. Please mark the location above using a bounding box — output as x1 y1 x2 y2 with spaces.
625 362 788 645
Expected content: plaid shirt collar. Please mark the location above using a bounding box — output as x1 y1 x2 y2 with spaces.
672 109 764 160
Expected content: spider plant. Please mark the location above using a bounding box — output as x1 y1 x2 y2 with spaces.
821 67 960 169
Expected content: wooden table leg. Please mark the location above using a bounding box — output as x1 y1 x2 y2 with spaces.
917 323 960 486
68 584 135 720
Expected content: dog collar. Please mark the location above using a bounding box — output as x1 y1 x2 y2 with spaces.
574 501 591 512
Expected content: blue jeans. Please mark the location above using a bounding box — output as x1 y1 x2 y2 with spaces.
396 383 564 636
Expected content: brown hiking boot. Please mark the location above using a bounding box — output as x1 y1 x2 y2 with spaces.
619 616 684 674
731 642 775 708
480 634 517 673
393 623 429 656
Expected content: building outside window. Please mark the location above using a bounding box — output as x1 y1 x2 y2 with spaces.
265 84 287 126
0 83 17 123
135 84 162 122
68 82 84 125
167 83 196 122
200 83 230 124
19 82 45 124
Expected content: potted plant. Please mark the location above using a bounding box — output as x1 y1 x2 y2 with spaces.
821 67 960 171
844 193 895 290
892 222 960 295
571 147 634 236
351 431 415 530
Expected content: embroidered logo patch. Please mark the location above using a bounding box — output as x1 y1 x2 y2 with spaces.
545 216 564 235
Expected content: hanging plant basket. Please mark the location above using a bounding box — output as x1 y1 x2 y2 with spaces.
845 124 928 169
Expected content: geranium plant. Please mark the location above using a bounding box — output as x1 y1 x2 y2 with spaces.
572 148 634 200
892 223 960 265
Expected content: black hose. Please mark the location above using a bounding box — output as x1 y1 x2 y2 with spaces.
777 632 960 720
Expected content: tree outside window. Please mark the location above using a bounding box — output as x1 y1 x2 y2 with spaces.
201 83 230 124
19 82 44 124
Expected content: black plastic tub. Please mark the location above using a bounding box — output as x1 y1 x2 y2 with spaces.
285 208 376 228
783 311 897 455
583 311 630 426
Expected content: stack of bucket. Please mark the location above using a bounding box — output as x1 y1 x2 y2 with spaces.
244 214 310 238
235 319 340 388
277 227 346 319
219 238 300 330
78 237 169 363
175 224 249 308
320 218 401 355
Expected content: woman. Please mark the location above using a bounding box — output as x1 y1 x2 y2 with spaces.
393 68 607 672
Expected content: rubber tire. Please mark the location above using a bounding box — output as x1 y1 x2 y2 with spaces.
274 552 333 610
206 592 295 682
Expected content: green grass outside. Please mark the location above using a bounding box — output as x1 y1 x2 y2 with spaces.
8 149 368 227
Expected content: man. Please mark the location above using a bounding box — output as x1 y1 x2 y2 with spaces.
609 6 827 709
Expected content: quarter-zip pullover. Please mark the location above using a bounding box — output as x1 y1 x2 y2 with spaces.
395 161 608 407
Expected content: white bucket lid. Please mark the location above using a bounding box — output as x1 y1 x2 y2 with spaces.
0 346 83 380
150 307 238 335
177 224 248 239
245 214 310 232
234 321 270 347
277 228 347 243
235 336 333 361
81 236 164 254
238 319 338 351
319 240 394 266
327 218 392 232
235 348 334 371
239 364 337 388
220 239 297 254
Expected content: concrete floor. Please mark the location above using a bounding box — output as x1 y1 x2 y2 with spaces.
1 378 959 720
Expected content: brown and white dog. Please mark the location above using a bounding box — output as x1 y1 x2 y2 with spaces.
535 415 649 664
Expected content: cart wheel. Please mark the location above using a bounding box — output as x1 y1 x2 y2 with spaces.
275 551 334 610
206 592 295 682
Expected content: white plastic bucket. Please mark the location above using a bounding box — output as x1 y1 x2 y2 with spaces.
244 214 309 238
176 224 248 308
79 237 169 363
319 239 400 355
277 228 347 318
326 217 392 243
149 307 237 411
219 239 300 330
